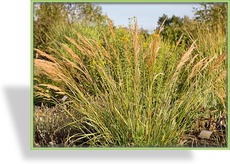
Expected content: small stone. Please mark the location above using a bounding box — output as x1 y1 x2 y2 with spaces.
198 130 213 139
61 95 68 102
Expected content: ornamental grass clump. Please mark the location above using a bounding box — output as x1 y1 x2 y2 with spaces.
34 18 226 147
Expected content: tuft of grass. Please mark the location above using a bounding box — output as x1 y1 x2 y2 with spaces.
34 18 226 147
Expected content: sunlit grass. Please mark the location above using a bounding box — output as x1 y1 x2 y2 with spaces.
34 18 227 147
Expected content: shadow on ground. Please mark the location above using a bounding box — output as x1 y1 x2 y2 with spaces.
5 86 193 161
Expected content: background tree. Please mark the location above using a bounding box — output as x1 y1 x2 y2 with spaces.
75 3 106 25
34 3 69 53
157 14 185 45
34 3 106 54
194 3 227 32
156 3 227 47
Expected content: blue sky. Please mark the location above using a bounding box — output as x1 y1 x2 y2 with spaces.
98 3 201 32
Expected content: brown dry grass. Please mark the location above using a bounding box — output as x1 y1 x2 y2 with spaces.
171 41 196 80
34 48 56 62
34 59 61 81
211 53 227 72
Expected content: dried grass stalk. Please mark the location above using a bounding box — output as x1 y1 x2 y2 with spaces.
60 56 92 82
201 56 215 71
61 42 83 64
216 70 227 82
65 36 89 56
34 59 58 75
91 39 111 61
211 53 227 71
35 91 51 99
176 41 196 71
39 84 62 92
187 54 199 68
214 89 226 108
34 48 56 62
75 32 95 51
124 38 131 65
107 16 115 40
188 58 205 80
172 41 196 79
34 85 44 92
146 18 166 72
175 34 183 49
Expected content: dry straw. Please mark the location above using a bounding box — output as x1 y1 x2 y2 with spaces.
34 59 59 79
172 41 196 80
39 84 62 92
211 53 227 72
146 18 166 72
216 70 227 82
34 48 56 62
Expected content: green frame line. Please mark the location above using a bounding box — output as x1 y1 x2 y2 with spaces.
32 0 229 3
30 0 34 150
228 0 230 151
30 0 230 150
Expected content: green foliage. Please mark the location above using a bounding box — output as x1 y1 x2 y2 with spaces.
194 3 227 30
34 3 106 53
33 3 227 147
75 3 106 25
33 3 108 106
34 3 68 52
156 14 193 50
